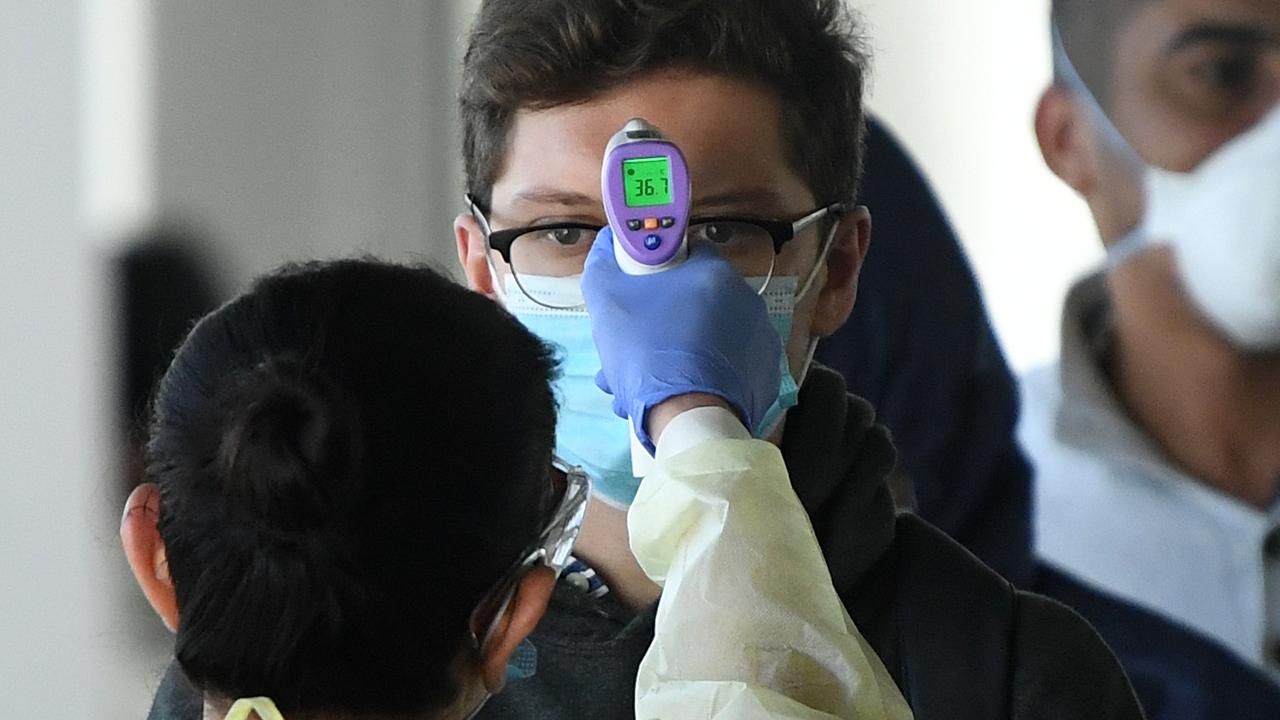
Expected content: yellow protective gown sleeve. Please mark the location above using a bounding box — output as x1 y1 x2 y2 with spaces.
628 408 913 720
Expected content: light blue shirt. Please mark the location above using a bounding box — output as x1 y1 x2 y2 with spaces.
1019 271 1280 680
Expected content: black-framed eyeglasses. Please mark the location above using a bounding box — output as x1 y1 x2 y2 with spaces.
466 193 846 310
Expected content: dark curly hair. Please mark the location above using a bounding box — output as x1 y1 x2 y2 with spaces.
459 0 870 210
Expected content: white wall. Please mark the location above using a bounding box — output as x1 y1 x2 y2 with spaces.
858 0 1102 373
1 2 481 715
152 0 473 293
0 0 129 713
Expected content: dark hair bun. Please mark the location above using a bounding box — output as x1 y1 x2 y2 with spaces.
217 360 351 534
149 260 558 714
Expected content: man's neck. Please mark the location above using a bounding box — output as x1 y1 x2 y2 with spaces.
573 496 662 612
1107 252 1280 509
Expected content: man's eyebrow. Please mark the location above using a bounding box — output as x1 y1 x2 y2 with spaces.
1168 22 1280 53
509 188 599 208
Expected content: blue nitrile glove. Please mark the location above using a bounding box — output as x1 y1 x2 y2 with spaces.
581 225 782 452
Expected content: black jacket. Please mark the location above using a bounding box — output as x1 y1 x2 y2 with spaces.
481 366 1152 712
148 367 1143 719
482 368 1143 718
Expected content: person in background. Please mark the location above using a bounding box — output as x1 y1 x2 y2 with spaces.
452 0 1142 717
118 229 221 500
116 228 227 676
820 115 1280 718
1025 0 1280 682
815 117 1034 587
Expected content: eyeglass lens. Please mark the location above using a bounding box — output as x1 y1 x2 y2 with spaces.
503 221 780 308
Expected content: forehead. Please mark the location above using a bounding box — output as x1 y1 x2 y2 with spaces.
489 71 812 217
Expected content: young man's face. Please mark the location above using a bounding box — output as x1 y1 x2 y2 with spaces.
455 71 870 381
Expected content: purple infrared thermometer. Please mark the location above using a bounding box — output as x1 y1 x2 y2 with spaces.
601 118 691 274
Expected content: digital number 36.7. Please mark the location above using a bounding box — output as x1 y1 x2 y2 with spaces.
633 177 669 196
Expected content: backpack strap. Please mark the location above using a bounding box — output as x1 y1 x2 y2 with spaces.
892 513 1015 719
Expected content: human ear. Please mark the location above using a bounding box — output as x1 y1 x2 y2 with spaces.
120 483 179 632
809 205 871 337
1035 84 1098 197
455 213 498 299
479 566 555 693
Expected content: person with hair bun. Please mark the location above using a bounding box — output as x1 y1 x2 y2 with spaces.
131 256 913 720
123 259 587 719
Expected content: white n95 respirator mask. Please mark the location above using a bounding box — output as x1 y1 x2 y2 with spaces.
1140 103 1280 351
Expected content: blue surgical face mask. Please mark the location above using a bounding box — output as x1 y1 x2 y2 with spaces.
503 273 808 509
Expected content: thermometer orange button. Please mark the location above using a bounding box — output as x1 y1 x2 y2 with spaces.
643 217 660 230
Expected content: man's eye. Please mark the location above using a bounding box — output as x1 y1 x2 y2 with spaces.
1166 44 1280 118
536 228 593 246
1191 53 1262 95
690 222 736 245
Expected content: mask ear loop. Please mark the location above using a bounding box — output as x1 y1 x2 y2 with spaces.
1105 222 1151 270
485 252 510 305
795 213 841 302
797 334 822 388
791 215 842 387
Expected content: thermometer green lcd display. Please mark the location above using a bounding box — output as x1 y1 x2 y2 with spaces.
623 156 673 208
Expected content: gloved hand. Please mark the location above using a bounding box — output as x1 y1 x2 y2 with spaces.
582 226 782 451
